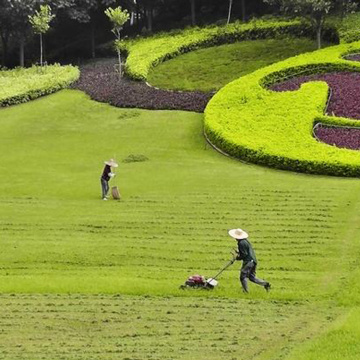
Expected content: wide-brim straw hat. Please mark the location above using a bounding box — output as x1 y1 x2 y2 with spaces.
228 228 248 240
105 159 118 168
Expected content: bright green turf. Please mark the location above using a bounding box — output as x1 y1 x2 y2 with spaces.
0 294 339 360
2 90 360 359
147 38 328 92
1 89 360 300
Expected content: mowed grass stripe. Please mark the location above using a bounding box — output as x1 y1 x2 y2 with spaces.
0 294 339 360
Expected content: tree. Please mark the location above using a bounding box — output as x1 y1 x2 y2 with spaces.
227 0 233 24
190 0 196 26
137 0 160 32
63 0 119 58
105 6 130 79
263 0 357 49
241 0 246 22
29 5 55 65
0 0 40 66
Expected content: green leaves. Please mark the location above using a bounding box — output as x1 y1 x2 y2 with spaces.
104 6 130 34
28 5 55 35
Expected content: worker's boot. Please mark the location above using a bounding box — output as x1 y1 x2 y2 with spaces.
264 283 271 292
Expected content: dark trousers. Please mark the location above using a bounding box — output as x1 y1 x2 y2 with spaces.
240 261 268 293
101 178 109 199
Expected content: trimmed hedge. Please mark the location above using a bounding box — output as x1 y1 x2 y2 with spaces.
0 64 80 107
121 13 360 82
204 42 360 177
123 19 317 81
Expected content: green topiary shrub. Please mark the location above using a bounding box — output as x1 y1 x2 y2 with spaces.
0 64 80 107
204 42 360 177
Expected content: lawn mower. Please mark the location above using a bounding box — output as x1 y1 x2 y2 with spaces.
179 253 237 290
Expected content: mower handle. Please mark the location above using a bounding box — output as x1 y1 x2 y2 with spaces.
211 257 236 281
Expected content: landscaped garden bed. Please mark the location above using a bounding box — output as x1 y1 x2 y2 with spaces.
271 72 360 120
314 124 360 150
204 42 360 177
0 64 79 106
122 19 316 81
73 59 212 112
271 71 360 151
147 38 326 92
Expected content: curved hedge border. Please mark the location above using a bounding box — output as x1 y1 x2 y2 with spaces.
204 42 360 177
0 64 80 107
123 19 319 81
122 12 360 82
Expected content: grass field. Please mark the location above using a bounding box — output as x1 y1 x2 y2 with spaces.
147 38 328 92
0 294 338 360
2 89 360 358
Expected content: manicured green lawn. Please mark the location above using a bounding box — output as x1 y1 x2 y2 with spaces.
0 294 338 360
2 90 360 359
147 38 328 92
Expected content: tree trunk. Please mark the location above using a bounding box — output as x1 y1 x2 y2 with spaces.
241 0 246 22
147 6 153 32
117 49 122 80
227 0 233 25
190 0 196 26
19 37 25 67
317 25 322 49
91 22 96 59
0 35 8 67
136 3 140 30
40 33 43 66
117 31 122 80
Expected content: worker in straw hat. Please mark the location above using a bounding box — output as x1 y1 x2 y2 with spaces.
100 159 118 200
229 228 271 293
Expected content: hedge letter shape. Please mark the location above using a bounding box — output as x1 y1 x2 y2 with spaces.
204 41 360 177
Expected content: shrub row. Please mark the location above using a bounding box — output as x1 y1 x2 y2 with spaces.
204 42 360 177
123 19 317 81
0 64 80 107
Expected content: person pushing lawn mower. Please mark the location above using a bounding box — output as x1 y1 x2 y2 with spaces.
229 228 271 293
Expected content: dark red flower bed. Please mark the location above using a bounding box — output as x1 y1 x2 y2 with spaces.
314 124 360 150
271 72 360 150
72 59 213 112
344 53 360 62
271 72 360 120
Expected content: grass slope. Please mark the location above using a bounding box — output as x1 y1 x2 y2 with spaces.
1 90 360 300
147 38 326 92
2 90 360 358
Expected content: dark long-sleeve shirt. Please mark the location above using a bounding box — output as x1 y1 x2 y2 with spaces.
101 165 111 181
237 239 257 264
